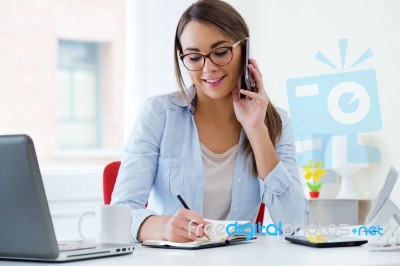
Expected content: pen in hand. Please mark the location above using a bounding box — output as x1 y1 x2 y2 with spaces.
172 187 190 209
172 188 210 239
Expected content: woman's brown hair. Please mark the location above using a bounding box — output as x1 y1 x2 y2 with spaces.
174 0 282 176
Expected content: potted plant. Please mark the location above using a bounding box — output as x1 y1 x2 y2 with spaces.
302 160 326 198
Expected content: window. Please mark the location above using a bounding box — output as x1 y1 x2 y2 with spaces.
58 40 101 149
0 0 126 168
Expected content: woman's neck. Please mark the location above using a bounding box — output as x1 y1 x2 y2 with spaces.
194 92 242 153
195 93 236 122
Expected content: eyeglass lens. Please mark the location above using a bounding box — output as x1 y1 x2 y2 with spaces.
182 47 233 71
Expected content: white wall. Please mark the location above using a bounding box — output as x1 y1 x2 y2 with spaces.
124 0 195 138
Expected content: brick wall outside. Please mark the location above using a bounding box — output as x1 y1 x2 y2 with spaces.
0 0 126 167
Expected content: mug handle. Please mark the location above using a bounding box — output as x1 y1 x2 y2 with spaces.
78 211 96 242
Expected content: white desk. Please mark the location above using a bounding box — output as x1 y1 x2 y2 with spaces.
1 235 399 266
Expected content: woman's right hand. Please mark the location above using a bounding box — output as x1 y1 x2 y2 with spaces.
163 209 207 242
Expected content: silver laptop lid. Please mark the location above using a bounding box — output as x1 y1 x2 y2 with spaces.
0 134 135 262
0 135 59 260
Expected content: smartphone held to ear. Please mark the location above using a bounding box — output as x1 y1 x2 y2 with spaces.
240 37 254 99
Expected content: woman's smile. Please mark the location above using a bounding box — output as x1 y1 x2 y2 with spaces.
201 75 226 88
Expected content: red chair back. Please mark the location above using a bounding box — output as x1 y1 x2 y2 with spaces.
103 161 121 204
256 203 265 226
102 161 265 225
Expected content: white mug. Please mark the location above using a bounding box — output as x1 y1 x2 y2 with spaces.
78 205 132 244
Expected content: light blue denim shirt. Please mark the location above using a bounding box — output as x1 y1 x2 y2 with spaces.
111 86 309 242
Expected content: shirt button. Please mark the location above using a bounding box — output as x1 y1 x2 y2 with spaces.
233 206 238 211
235 178 240 183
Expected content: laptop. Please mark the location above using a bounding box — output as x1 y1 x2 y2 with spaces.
0 134 134 262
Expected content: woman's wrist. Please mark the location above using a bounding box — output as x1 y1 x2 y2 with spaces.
243 123 269 140
137 215 171 242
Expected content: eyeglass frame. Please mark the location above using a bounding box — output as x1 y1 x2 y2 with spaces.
179 37 248 71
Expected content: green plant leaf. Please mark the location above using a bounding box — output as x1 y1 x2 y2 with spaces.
307 182 322 192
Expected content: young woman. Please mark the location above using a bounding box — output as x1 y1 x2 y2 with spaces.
111 0 308 243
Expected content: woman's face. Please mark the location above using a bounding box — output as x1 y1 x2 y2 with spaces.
179 21 243 101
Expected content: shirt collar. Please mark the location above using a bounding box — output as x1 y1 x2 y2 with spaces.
171 85 197 114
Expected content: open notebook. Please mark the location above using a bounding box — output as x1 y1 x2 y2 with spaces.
142 219 255 249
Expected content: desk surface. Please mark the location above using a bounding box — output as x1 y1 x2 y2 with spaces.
1 235 399 266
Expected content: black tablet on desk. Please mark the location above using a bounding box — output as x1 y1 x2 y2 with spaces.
285 235 368 248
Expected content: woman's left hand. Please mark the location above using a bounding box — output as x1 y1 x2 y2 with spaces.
232 58 269 130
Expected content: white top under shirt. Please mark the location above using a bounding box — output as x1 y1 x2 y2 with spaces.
201 143 238 220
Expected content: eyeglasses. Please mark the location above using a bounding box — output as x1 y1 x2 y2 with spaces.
179 38 247 71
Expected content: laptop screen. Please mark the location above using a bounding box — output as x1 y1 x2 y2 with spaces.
0 135 59 259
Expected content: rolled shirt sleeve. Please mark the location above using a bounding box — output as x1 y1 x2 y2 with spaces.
111 97 164 242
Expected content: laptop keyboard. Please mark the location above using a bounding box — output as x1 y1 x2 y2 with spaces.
58 241 96 252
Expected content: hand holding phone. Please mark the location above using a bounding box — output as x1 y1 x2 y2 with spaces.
240 37 253 99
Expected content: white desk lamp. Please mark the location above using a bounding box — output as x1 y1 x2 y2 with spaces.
334 166 365 199
328 135 368 199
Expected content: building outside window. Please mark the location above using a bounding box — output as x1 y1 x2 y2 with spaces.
58 40 101 149
0 0 126 168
